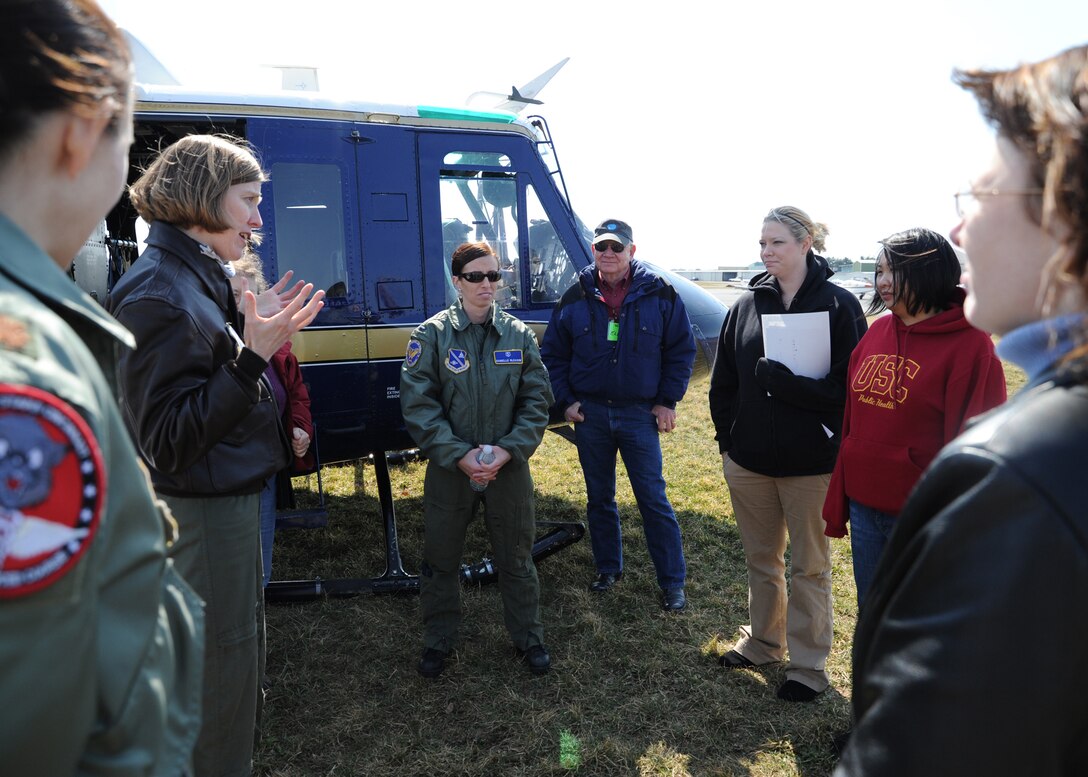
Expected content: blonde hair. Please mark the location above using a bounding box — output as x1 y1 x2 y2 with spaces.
765 206 829 253
231 249 269 293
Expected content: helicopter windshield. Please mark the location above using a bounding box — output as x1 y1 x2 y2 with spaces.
438 152 577 308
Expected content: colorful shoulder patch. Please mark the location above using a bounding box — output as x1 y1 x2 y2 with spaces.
0 384 104 598
404 339 422 368
444 348 469 374
493 349 523 365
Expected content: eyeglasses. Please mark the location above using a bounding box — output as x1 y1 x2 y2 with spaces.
593 240 626 253
458 270 502 283
954 188 1046 218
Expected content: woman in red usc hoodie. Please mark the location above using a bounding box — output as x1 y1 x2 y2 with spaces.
823 228 1006 605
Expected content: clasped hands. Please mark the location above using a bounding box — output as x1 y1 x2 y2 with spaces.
457 445 512 488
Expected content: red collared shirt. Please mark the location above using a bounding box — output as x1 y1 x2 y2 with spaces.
597 267 631 320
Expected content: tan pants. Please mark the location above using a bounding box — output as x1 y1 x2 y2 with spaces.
723 455 833 692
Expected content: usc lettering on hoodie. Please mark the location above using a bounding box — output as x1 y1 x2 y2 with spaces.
822 289 1007 537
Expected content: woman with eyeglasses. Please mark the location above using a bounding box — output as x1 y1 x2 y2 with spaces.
708 206 867 703
822 228 1006 607
400 241 554 679
836 44 1088 775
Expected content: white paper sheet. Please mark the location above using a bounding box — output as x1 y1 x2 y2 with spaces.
761 312 831 380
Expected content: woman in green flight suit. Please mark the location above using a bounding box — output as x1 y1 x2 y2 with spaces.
0 2 202 774
400 242 553 679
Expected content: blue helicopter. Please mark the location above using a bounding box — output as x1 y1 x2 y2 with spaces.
75 38 729 600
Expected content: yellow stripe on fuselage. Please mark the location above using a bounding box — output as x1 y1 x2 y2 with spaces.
290 327 368 363
291 322 549 364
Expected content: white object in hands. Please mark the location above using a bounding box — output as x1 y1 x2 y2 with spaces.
470 445 495 492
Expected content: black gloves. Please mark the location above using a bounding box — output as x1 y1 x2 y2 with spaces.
754 357 793 393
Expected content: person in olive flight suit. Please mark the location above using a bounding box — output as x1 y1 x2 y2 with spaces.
0 3 203 775
400 242 554 679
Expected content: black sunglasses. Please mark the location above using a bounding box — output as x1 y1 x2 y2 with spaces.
458 270 502 283
594 240 626 253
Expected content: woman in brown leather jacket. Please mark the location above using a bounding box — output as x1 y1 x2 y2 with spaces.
109 135 323 777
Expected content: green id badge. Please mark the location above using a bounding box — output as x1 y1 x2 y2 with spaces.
607 321 619 342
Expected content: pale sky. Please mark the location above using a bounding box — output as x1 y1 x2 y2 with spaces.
99 0 1086 270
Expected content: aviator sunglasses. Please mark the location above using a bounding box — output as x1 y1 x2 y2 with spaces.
458 270 502 283
594 240 626 253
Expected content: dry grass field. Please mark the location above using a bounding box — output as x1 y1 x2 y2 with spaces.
256 355 1026 776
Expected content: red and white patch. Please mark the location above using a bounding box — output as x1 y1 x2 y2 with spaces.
0 384 104 598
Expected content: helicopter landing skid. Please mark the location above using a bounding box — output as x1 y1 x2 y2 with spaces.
264 450 585 603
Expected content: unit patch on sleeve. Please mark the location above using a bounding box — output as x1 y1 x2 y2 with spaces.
0 313 34 356
405 339 422 368
0 384 104 598
444 348 469 374
493 350 523 365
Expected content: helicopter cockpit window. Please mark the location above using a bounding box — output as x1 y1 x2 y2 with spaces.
270 162 349 299
438 161 521 309
525 184 576 303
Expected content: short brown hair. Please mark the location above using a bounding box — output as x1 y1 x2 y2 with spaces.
129 134 267 233
955 45 1088 303
451 242 497 276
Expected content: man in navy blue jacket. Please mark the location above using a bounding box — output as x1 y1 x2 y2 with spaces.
541 219 695 611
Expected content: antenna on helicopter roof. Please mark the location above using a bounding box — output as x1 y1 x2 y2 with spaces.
509 86 543 106
271 66 320 92
466 57 570 114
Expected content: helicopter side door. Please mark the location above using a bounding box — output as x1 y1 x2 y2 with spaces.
248 118 427 462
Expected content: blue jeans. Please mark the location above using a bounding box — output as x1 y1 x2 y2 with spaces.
574 401 686 589
259 476 276 587
849 500 897 607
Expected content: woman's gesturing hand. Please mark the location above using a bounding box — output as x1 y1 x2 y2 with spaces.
242 280 325 360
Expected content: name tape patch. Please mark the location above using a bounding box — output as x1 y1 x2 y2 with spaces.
493 350 523 365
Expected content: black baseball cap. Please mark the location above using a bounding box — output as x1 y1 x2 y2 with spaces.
593 219 633 246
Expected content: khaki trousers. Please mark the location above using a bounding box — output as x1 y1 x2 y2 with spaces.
723 455 832 692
